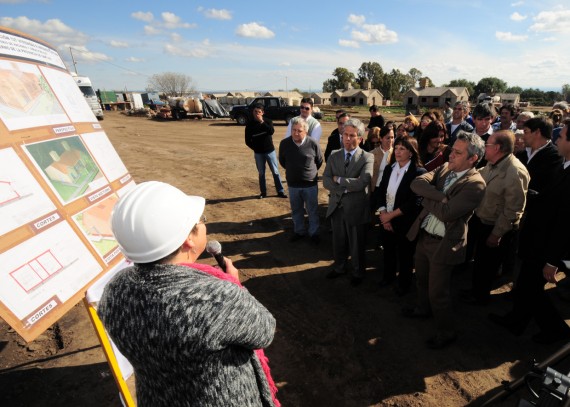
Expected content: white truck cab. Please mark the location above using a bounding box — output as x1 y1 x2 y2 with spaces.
72 74 104 120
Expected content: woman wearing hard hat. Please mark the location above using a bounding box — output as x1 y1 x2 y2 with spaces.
98 181 279 407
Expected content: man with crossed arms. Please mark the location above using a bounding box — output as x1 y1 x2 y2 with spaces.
404 131 486 349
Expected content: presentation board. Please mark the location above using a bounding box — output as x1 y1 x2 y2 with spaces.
0 26 133 342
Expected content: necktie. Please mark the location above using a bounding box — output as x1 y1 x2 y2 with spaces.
345 152 352 169
443 171 457 192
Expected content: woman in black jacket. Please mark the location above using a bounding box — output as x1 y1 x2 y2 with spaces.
377 135 426 295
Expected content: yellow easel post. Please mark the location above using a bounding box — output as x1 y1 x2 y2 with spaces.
84 298 136 407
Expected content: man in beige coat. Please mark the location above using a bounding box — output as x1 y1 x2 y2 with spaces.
405 131 486 349
462 130 530 305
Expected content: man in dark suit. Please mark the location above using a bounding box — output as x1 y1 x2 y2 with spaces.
324 111 349 162
489 119 570 344
405 131 486 349
516 116 563 210
323 118 374 286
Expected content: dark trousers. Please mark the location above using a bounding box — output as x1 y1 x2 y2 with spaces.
331 209 367 278
509 257 570 335
470 215 515 301
382 229 416 289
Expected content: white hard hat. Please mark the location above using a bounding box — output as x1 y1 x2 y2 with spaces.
111 181 205 263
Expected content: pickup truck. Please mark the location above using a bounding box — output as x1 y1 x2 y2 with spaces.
229 97 301 125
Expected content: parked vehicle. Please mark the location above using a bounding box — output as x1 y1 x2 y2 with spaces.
229 97 303 125
72 74 104 120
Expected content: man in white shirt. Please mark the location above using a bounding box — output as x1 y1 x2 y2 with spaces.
283 98 322 143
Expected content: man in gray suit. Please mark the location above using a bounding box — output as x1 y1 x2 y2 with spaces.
405 131 486 349
323 118 374 286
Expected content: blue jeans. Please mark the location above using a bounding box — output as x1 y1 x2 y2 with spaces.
254 151 284 194
288 185 319 237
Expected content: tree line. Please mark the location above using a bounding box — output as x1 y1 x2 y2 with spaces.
322 62 570 106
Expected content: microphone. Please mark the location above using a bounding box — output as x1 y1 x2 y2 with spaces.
206 240 226 272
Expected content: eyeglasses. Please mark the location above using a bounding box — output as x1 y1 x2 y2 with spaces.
300 106 311 111
485 143 497 147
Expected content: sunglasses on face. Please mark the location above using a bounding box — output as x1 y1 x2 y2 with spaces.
300 106 311 111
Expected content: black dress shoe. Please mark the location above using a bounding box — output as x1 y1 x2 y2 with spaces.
426 333 457 350
310 235 320 245
379 279 394 287
326 269 345 279
289 233 305 242
460 291 489 306
350 276 363 287
487 313 525 336
532 330 570 345
394 286 410 297
401 306 431 319
277 192 288 198
259 193 267 199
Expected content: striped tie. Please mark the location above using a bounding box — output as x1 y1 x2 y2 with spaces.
345 152 352 169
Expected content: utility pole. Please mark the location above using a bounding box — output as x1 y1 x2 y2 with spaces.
69 47 78 74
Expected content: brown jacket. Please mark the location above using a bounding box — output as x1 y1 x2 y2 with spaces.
407 164 486 265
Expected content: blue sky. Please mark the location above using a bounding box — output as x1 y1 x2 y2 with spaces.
1 0 568 93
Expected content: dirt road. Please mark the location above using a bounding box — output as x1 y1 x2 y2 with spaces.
2 111 570 406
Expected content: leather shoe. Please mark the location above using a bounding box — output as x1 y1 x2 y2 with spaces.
487 313 525 336
394 286 410 297
350 276 363 287
259 193 267 199
310 235 320 246
277 192 288 198
426 333 457 349
326 269 345 279
460 291 489 306
532 330 570 345
402 306 431 319
379 278 394 287
289 233 305 242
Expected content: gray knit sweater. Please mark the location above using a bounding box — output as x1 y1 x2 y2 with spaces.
98 264 276 407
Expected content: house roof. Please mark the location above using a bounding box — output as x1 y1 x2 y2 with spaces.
406 87 467 97
264 91 303 98
333 88 383 97
311 93 332 98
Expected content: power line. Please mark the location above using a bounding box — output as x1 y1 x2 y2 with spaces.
69 47 149 78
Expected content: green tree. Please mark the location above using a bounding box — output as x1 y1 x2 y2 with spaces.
322 67 356 92
475 77 508 98
146 72 195 97
444 79 476 99
562 84 570 102
505 86 523 94
357 61 384 90
407 68 423 88
381 69 408 101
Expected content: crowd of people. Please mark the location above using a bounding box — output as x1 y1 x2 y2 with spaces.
249 97 570 350
96 97 569 405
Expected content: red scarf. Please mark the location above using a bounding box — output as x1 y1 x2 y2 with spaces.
180 262 280 407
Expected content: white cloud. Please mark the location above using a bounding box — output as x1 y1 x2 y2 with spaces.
164 43 211 58
202 8 232 20
66 45 112 62
109 40 128 48
348 14 365 25
171 33 182 42
339 39 360 48
0 0 32 3
542 36 557 42
125 57 144 62
236 22 275 39
495 31 528 41
530 9 570 34
161 12 196 29
278 62 291 66
131 11 153 22
511 1 523 6
351 24 398 44
510 12 527 21
144 25 161 35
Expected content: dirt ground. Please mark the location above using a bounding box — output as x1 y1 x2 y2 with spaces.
2 110 570 407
